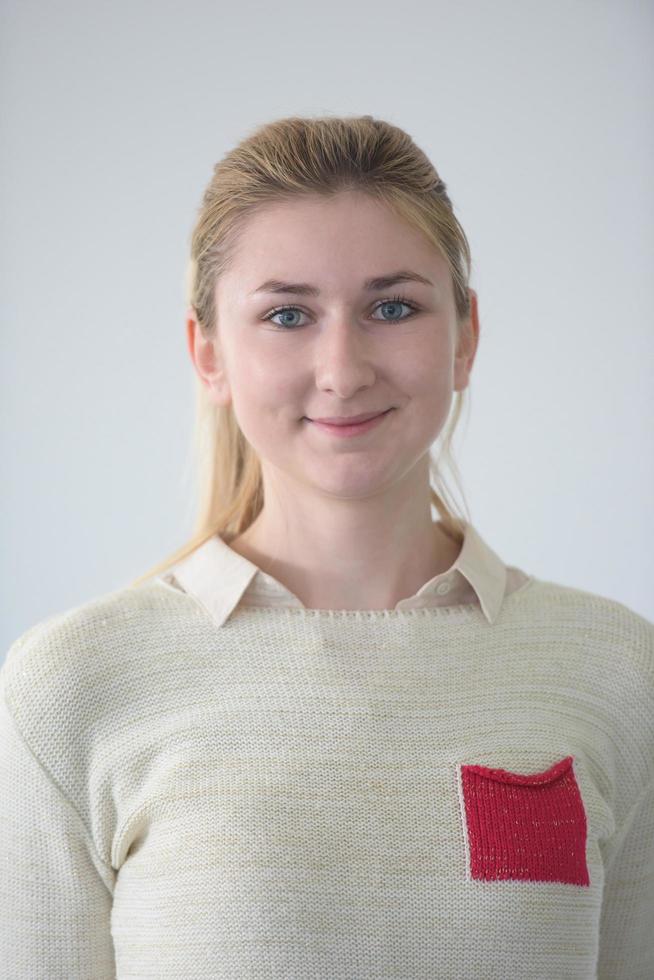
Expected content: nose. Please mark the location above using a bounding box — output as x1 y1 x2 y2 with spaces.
313 320 377 397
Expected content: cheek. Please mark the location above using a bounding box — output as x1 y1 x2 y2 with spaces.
239 338 302 398
400 350 455 435
229 341 289 399
229 353 303 431
401 341 453 398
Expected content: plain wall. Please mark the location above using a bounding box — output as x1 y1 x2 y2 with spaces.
2 0 653 657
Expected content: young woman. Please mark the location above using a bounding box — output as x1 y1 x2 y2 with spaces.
1 114 652 979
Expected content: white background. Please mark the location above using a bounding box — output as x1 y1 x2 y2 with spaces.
2 0 652 656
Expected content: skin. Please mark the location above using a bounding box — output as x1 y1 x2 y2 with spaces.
186 189 480 611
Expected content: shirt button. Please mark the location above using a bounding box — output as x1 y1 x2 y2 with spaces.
436 580 452 595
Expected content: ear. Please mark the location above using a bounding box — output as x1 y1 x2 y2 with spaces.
185 307 232 408
453 288 480 392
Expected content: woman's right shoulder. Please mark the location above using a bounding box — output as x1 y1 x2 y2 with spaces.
1 577 190 689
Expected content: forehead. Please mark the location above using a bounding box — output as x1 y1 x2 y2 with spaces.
225 192 451 290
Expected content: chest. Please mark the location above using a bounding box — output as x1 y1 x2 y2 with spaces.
110 679 612 979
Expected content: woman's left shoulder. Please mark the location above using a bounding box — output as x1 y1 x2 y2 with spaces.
509 574 653 668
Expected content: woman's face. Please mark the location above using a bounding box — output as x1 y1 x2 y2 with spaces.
187 190 478 504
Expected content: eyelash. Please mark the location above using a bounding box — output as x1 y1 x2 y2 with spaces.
262 294 419 330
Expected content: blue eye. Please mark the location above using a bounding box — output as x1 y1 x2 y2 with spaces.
264 306 307 329
372 297 418 322
262 294 419 330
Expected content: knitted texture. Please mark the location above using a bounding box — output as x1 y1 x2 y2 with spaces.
0 577 653 979
459 754 590 885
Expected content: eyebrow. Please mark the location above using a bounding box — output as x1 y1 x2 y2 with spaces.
250 270 434 297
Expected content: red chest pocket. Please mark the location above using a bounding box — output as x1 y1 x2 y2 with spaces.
457 754 590 886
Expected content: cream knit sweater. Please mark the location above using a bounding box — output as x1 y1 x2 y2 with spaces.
1 522 652 979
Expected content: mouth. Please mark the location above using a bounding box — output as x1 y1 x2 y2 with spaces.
304 408 394 437
306 408 393 425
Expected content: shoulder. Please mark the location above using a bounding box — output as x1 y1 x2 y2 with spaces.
1 579 198 821
512 575 654 688
514 577 654 786
519 576 653 639
1 579 187 730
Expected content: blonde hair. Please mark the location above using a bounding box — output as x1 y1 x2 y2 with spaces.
130 113 475 588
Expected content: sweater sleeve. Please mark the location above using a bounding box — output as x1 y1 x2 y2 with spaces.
0 683 116 980
597 776 654 979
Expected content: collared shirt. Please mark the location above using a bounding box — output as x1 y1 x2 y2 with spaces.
1 520 653 977
160 520 531 628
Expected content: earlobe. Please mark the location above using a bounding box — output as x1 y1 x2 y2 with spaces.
185 308 213 382
185 309 232 407
185 310 198 363
453 289 480 392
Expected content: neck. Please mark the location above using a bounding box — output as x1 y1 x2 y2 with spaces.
227 482 463 611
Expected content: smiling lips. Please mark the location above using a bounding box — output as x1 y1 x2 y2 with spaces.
309 409 391 425
307 408 393 437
